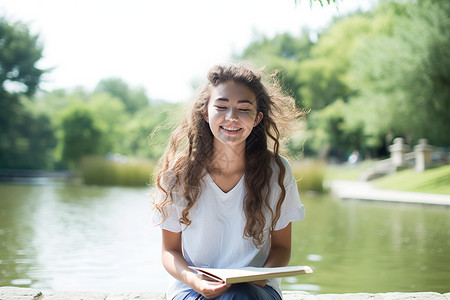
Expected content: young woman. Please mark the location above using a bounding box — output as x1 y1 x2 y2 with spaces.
152 63 305 299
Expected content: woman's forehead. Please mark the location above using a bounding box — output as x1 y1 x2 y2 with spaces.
210 81 256 103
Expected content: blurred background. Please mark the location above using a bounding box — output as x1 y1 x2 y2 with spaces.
1 0 449 295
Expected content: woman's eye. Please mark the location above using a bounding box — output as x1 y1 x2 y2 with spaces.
239 108 251 112
214 106 227 110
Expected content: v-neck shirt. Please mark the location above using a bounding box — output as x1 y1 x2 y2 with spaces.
206 172 245 196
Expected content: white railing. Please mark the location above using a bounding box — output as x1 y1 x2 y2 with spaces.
360 138 449 181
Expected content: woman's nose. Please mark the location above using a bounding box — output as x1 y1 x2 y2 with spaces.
225 108 238 121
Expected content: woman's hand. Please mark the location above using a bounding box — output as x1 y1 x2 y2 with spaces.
162 230 230 298
193 274 230 299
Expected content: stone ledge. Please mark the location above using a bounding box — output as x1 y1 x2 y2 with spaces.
1 287 449 300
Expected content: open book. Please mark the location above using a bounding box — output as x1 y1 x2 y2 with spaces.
189 265 313 284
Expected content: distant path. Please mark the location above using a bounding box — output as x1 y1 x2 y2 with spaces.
329 180 450 206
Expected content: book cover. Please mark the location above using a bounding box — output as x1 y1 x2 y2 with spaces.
189 265 313 284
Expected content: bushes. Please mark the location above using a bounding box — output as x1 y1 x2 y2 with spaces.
79 155 327 192
291 160 325 193
80 156 155 187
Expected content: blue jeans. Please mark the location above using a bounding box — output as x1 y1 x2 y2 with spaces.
173 283 282 300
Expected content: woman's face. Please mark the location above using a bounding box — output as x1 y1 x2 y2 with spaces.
204 81 263 149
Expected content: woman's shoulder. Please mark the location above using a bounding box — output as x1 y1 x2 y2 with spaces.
268 153 297 186
157 154 186 186
269 153 293 170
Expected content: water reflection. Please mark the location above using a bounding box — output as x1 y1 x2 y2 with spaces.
0 183 40 288
1 183 449 293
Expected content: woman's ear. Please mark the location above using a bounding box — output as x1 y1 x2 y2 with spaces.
254 112 263 127
202 108 209 123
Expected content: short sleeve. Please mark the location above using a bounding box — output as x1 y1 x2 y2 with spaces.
273 158 305 231
151 187 184 233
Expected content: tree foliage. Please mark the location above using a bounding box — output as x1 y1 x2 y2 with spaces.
239 31 313 108
32 85 177 166
60 106 102 167
0 18 44 97
349 0 450 147
2 0 449 170
0 15 172 170
0 101 56 169
95 78 148 113
239 0 450 160
0 17 51 169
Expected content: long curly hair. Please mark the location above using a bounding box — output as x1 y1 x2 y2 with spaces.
152 62 303 247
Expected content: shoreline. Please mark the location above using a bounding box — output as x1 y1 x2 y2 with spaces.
328 180 450 206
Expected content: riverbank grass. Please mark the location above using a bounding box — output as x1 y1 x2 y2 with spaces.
80 156 155 187
372 164 450 195
291 160 325 193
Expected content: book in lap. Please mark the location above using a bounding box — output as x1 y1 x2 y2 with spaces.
189 265 313 284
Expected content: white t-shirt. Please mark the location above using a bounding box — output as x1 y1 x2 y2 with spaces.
154 155 305 299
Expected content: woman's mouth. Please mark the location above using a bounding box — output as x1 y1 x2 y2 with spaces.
220 126 242 134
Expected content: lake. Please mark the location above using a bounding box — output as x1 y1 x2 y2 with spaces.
1 181 449 294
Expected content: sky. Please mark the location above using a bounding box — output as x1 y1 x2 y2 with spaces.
0 0 374 102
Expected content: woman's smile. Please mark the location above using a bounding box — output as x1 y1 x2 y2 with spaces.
220 125 242 134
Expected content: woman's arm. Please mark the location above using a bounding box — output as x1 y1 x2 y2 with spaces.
161 229 229 298
264 222 292 267
252 223 292 287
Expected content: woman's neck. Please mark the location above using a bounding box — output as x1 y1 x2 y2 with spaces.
210 142 245 176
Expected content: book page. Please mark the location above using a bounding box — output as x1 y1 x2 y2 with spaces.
189 266 312 284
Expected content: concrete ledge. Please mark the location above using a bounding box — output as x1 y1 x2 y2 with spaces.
329 180 450 206
1 287 449 300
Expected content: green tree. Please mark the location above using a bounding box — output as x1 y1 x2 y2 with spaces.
95 78 149 113
297 14 377 110
300 0 336 5
349 0 450 147
34 79 164 163
238 0 450 158
0 17 45 97
239 31 313 108
60 106 103 168
321 100 365 160
0 102 56 169
86 92 128 154
0 17 53 169
124 101 182 159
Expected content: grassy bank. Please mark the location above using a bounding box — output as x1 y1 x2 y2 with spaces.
79 156 327 191
80 156 155 187
291 160 325 193
324 160 375 181
324 161 450 195
78 155 449 195
372 164 450 195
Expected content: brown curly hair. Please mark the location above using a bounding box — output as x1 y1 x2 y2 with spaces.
152 62 303 247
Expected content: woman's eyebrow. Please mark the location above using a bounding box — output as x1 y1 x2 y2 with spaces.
238 100 254 105
214 98 254 105
214 97 229 102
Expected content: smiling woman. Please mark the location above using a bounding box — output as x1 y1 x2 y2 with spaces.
150 63 306 300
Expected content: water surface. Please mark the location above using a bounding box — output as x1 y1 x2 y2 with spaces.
0 182 167 292
1 182 449 293
289 195 450 293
